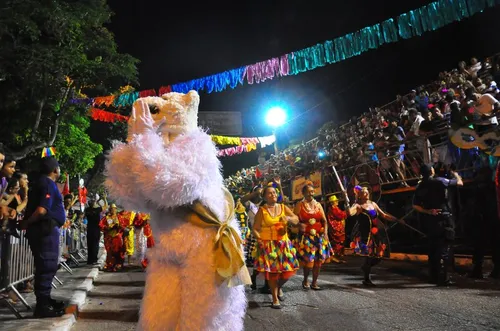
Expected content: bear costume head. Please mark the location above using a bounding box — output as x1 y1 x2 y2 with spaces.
127 90 200 144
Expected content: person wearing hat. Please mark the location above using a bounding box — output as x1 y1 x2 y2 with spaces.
413 164 463 285
99 203 126 271
327 195 347 263
21 157 66 318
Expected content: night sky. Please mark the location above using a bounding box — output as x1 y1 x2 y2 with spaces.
105 0 500 176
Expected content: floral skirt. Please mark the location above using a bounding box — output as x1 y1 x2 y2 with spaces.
295 233 333 268
253 238 299 280
350 218 390 258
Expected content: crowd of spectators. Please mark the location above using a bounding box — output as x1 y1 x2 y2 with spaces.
226 54 500 194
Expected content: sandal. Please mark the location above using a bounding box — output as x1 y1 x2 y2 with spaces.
302 281 310 290
271 303 282 309
311 284 321 290
278 288 284 301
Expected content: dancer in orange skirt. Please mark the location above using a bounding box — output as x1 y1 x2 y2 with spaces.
253 184 299 309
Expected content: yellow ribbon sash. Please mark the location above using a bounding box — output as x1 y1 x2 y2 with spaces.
186 187 251 287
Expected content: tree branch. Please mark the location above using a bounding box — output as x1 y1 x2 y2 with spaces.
11 114 61 161
31 99 45 140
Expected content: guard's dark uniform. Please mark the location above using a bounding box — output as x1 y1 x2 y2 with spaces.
414 176 459 284
25 176 66 307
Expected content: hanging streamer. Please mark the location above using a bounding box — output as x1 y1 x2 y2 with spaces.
82 0 498 103
90 108 129 123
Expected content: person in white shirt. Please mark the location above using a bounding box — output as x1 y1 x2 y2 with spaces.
472 93 500 133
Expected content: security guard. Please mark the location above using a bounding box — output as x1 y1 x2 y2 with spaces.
22 157 66 318
413 164 463 286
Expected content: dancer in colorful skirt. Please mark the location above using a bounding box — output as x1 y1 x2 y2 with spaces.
99 204 125 272
348 186 404 286
253 184 299 309
327 195 347 263
294 183 332 290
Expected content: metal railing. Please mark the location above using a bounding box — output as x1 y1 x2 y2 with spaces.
0 221 89 319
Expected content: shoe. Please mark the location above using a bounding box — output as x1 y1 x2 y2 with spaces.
271 303 282 309
34 305 65 318
49 298 65 311
278 288 284 301
362 279 376 287
311 284 322 290
302 281 310 290
437 279 455 287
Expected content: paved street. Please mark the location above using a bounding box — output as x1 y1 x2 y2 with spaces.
69 258 500 331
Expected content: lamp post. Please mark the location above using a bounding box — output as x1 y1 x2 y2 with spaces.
265 106 287 154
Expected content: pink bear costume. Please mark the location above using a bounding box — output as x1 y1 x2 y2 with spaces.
105 91 250 331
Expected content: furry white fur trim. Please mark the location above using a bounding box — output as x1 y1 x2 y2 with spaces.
105 128 226 219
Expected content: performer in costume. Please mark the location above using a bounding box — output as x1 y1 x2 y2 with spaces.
253 184 299 309
141 221 155 269
235 198 251 243
348 186 404 286
105 92 249 330
293 183 332 290
133 212 150 268
327 195 347 263
241 185 265 291
119 210 136 265
99 204 125 272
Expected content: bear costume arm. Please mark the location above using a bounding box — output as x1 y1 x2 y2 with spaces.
105 128 225 213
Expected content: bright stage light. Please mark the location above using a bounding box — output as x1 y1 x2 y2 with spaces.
265 107 287 128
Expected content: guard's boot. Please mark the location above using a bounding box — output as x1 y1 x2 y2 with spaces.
34 303 65 318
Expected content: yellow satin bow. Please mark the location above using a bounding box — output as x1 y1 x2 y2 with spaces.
186 187 251 287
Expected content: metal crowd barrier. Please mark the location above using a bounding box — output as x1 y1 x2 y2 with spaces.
0 222 90 319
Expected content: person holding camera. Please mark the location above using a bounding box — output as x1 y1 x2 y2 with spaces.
21 157 66 318
413 164 463 286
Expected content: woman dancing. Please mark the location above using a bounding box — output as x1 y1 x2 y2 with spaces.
348 186 404 286
294 183 332 290
253 184 299 309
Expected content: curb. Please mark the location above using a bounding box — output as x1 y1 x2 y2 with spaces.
57 252 107 331
344 249 492 268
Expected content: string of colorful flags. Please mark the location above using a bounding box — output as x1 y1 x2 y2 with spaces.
216 135 276 158
76 0 497 108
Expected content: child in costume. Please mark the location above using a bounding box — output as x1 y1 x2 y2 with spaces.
327 195 347 263
105 91 249 331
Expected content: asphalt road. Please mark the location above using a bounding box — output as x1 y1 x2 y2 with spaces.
71 259 500 331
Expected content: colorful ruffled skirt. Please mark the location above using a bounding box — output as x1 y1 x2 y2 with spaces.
253 238 299 280
295 233 333 267
350 218 390 258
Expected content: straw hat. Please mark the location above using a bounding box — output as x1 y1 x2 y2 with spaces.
328 195 339 203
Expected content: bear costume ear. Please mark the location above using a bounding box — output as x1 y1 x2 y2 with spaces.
184 90 200 109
